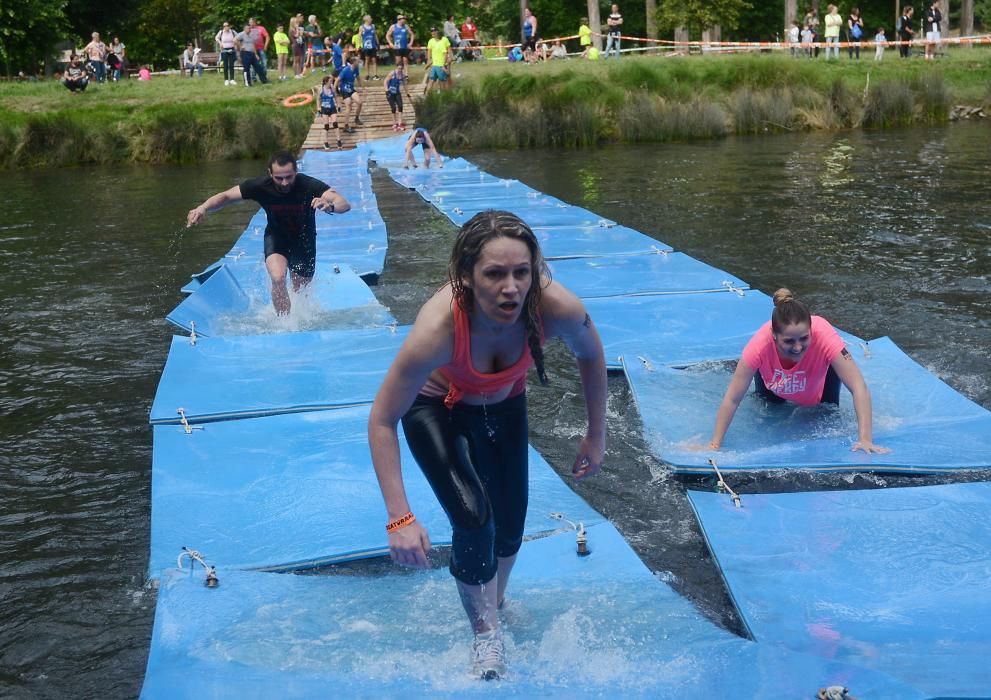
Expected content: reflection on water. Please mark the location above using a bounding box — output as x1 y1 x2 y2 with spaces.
0 124 988 697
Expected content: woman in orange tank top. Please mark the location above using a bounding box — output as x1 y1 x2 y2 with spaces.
368 210 607 680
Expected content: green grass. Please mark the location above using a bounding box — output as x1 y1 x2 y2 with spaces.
1 49 989 167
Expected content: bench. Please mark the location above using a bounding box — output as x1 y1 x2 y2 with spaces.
177 51 220 76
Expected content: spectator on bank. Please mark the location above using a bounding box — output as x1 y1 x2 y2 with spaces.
461 16 479 50
579 17 592 58
425 27 452 94
801 23 814 57
84 32 107 82
216 22 238 85
289 15 305 78
182 43 204 77
109 37 126 80
138 65 151 80
788 21 801 57
803 7 820 57
522 8 538 63
847 8 865 59
237 23 270 85
251 18 270 69
899 6 915 58
305 15 324 73
550 39 568 59
823 5 842 59
508 45 524 62
63 55 90 92
273 23 290 80
605 4 623 59
443 15 460 50
874 26 887 60
923 1 942 60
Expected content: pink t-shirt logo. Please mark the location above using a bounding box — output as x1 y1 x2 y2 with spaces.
768 369 807 395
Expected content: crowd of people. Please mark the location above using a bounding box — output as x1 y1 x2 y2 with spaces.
787 1 944 61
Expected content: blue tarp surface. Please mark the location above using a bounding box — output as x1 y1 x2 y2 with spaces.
166 262 394 337
142 521 923 699
548 254 749 299
688 482 991 698
585 290 773 368
624 336 991 473
149 404 604 575
150 327 409 424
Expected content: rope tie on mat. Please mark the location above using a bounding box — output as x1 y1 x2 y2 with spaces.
708 458 742 508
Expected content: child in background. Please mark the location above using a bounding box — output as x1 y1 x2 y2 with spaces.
138 65 151 80
579 17 592 58
874 27 886 60
800 24 814 58
788 21 801 57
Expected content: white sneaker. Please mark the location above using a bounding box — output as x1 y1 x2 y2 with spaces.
471 629 506 681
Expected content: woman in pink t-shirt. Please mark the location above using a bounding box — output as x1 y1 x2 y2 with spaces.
707 288 888 453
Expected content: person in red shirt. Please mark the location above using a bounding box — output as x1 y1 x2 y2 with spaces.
707 288 888 453
460 16 480 59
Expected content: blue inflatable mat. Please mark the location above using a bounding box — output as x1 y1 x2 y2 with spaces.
585 291 773 369
445 204 615 229
179 259 223 295
537 225 668 260
624 336 991 473
688 483 991 698
166 262 394 337
142 521 924 699
149 405 604 575
549 254 749 299
149 327 409 424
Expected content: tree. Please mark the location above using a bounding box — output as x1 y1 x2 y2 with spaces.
655 0 753 35
0 0 70 76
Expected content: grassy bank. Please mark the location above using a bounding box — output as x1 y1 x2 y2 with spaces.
0 76 317 169
418 49 991 149
1 50 990 168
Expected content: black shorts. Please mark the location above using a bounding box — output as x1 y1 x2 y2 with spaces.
340 85 354 99
264 230 316 277
386 91 403 113
524 36 538 51
361 48 378 59
320 105 338 116
392 47 410 58
402 392 529 585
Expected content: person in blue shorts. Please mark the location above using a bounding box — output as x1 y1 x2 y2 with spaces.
334 55 363 132
425 27 452 95
185 150 351 315
318 75 343 149
403 128 444 169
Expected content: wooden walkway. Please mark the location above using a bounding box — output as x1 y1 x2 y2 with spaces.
300 78 419 152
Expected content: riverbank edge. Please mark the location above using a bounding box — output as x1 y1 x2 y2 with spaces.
2 54 989 169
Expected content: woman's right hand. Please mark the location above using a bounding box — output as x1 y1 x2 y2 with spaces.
388 522 432 567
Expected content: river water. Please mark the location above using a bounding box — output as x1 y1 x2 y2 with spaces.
1 123 988 697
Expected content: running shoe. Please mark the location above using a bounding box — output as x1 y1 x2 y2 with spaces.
470 629 506 681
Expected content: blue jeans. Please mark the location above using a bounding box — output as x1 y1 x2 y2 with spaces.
825 36 839 58
605 34 621 58
240 51 269 84
89 60 106 82
258 49 268 69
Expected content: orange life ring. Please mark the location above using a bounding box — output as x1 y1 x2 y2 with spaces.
282 92 314 108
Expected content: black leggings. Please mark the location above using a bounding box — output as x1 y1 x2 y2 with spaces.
221 49 236 81
754 365 841 405
401 393 528 585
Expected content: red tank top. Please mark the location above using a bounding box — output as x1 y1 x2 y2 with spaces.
438 300 543 409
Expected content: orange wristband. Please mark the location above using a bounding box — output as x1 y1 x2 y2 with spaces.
386 511 415 534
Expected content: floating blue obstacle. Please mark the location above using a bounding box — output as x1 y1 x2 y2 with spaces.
688 482 991 698
149 404 603 575
585 290 773 369
150 326 409 424
624 336 991 473
142 522 924 699
166 262 394 337
548 254 749 299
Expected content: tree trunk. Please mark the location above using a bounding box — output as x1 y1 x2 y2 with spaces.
674 25 690 50
588 0 603 49
645 0 658 42
960 0 974 36
785 0 798 31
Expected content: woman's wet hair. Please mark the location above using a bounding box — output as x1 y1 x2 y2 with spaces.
449 210 550 384
771 287 812 333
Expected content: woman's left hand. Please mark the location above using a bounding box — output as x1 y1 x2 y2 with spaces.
852 440 891 454
572 433 604 481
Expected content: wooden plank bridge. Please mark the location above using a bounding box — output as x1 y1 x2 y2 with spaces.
300 77 420 152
